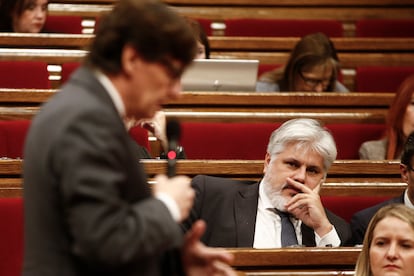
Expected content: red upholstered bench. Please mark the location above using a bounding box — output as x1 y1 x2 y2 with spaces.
0 197 23 276
44 15 84 34
321 196 392 223
356 19 414 38
61 62 81 85
0 61 50 89
355 66 414 92
180 122 385 160
128 125 150 152
224 19 343 37
325 123 385 159
181 122 280 159
0 120 31 159
0 120 150 159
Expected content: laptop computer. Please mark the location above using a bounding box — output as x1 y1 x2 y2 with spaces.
181 59 259 91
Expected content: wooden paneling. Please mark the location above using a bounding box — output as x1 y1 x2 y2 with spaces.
0 159 406 198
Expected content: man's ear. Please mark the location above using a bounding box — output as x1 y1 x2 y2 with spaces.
400 163 409 183
121 45 140 76
263 153 271 174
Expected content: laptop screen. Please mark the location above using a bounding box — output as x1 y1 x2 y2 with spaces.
181 59 259 91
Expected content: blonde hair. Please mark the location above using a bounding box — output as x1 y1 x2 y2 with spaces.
354 204 414 276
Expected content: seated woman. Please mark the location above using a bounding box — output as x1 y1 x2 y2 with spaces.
0 0 48 33
186 17 210 59
256 32 348 92
354 204 414 276
359 74 414 160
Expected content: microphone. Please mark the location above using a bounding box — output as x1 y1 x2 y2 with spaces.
166 119 181 178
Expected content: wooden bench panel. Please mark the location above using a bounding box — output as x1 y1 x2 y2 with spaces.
2 34 414 52
2 48 413 67
227 247 360 275
51 0 414 6
0 159 404 223
0 90 391 123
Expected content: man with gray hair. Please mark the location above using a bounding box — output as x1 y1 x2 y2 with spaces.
181 118 351 247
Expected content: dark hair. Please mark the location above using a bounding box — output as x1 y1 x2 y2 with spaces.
186 18 210 59
400 131 414 166
386 74 414 159
85 0 197 75
260 32 340 92
0 0 45 32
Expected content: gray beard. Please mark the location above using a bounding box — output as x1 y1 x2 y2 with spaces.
263 180 289 212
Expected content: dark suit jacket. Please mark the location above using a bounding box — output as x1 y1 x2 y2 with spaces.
181 175 352 247
350 193 405 245
23 67 183 276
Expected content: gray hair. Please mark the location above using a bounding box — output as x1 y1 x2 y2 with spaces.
266 118 337 173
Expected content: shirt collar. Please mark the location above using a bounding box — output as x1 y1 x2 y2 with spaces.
404 189 414 208
258 179 275 210
93 70 126 119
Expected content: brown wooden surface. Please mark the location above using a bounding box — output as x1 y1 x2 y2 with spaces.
0 89 391 123
0 106 388 123
2 34 414 53
0 159 405 198
1 48 412 68
51 0 414 6
228 247 360 267
0 89 394 107
227 247 360 275
141 160 403 184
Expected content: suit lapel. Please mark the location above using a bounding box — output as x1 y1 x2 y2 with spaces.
301 224 316 246
234 182 260 247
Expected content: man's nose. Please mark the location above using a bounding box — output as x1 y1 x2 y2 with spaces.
292 166 306 184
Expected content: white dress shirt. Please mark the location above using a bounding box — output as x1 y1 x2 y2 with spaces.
253 180 341 248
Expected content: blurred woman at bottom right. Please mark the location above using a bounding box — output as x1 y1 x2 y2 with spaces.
355 204 414 276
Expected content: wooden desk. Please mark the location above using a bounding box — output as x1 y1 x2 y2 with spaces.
0 90 391 123
0 159 405 200
141 160 404 184
1 47 412 67
51 0 413 5
2 34 413 53
228 247 360 275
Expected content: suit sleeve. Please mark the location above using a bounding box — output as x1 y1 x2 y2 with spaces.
51 111 182 268
350 213 367 245
180 175 206 233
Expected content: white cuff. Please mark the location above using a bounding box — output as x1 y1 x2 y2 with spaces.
156 192 181 222
315 226 341 247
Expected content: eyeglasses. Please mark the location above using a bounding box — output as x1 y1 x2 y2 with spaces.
298 71 330 89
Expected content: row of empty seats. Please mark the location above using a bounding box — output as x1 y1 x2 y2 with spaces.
1 60 413 93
